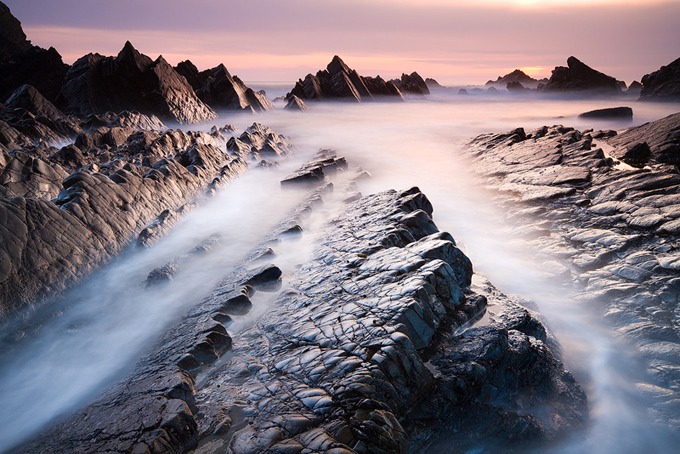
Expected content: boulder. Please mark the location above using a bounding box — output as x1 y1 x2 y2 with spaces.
59 42 216 124
579 106 633 119
609 112 680 167
540 56 621 94
639 56 680 101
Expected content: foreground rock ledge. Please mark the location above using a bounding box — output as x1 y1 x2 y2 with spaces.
20 186 586 453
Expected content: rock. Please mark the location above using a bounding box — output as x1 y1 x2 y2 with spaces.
579 106 633 119
640 56 680 101
179 62 273 112
467 122 680 426
458 88 469 95
285 94 308 112
0 126 261 317
627 80 643 96
0 2 68 102
389 72 430 95
83 110 166 131
286 55 406 102
621 142 651 168
608 112 680 167
59 42 216 124
281 149 348 187
425 78 444 88
540 56 621 94
4 84 82 137
486 69 548 89
506 81 528 92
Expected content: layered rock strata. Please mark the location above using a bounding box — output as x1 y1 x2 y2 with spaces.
18 179 586 452
467 118 680 426
640 57 680 101
0 122 289 317
59 42 216 124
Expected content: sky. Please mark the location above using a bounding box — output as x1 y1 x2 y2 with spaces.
4 0 680 85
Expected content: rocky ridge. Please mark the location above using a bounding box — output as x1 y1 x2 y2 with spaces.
539 56 621 94
0 118 290 317
17 173 586 453
286 56 413 103
640 56 680 101
486 69 548 90
467 116 680 427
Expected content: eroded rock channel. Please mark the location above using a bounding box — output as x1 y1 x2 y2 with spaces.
17 153 586 453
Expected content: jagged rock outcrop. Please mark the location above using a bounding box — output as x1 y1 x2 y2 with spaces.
286 55 406 102
579 106 633 119
285 94 308 112
175 61 273 112
608 112 680 167
58 42 216 124
389 72 430 95
639 56 680 101
486 69 548 90
0 121 290 317
83 110 166 131
0 2 68 102
467 121 680 427
539 56 621 94
506 81 528 92
5 84 82 137
627 80 643 96
425 78 444 88
18 182 586 453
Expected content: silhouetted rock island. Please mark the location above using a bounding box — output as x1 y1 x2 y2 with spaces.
639 56 680 101
539 56 621 94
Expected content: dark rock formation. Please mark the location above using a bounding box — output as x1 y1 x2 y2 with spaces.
507 81 528 92
0 121 290 317
486 69 548 89
59 42 216 124
458 88 469 95
389 72 430 95
83 110 166 131
467 120 680 427
285 94 308 112
5 84 82 137
540 56 621 94
281 149 348 187
609 112 680 167
640 56 680 101
0 2 68 102
286 55 405 102
425 78 444 88
20 182 585 453
227 122 290 163
627 80 643 96
579 106 633 119
176 61 273 112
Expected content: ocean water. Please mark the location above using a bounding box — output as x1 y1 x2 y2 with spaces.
0 88 678 452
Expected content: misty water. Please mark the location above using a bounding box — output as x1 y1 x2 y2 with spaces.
1 89 679 452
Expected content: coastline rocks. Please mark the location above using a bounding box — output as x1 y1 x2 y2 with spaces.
0 2 68 102
540 56 621 94
59 42 216 124
389 72 430 95
0 121 295 317
425 78 444 88
281 149 348 187
608 112 680 167
467 121 680 426
5 84 82 138
175 61 273 112
486 69 547 90
507 81 528 92
579 106 633 119
285 94 308 112
640 56 680 101
286 55 406 102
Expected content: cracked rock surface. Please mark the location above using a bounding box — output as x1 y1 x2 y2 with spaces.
16 183 585 453
467 116 680 427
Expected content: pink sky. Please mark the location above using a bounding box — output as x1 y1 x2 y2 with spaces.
5 0 680 85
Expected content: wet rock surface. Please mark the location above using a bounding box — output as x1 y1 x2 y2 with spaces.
608 112 680 167
16 181 585 453
286 55 407 103
0 121 289 317
579 106 633 119
468 119 680 427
